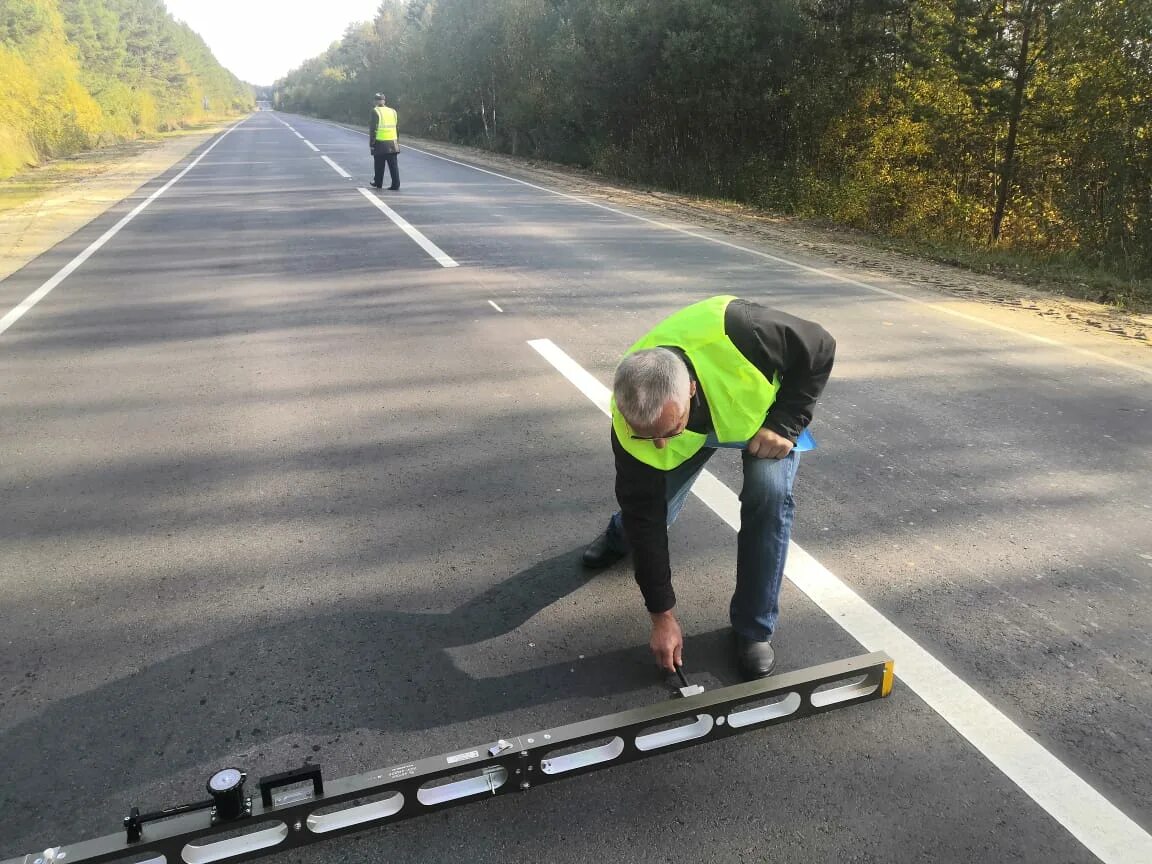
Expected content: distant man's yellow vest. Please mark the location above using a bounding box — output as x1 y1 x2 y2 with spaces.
374 106 398 141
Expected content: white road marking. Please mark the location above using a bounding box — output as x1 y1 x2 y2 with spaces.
321 156 351 178
0 118 247 337
399 143 1150 380
303 140 320 152
357 188 458 268
527 336 1152 864
488 300 504 312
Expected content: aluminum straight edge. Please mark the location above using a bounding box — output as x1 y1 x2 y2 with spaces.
518 650 892 747
2 651 893 864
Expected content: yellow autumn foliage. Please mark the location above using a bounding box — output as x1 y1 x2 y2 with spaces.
0 0 252 180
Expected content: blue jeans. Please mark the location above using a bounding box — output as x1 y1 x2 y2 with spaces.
606 447 799 642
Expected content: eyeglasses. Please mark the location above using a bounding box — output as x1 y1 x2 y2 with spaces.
630 428 686 441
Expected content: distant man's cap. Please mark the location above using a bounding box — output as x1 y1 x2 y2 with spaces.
374 93 386 99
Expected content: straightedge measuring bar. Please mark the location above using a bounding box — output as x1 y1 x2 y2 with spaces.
5 651 893 864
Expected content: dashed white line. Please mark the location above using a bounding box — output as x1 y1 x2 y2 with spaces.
526 336 1152 864
311 147 454 266
321 156 351 179
357 188 458 268
303 140 320 152
488 300 504 312
0 118 247 337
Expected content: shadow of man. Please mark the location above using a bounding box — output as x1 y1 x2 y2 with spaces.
1 548 739 856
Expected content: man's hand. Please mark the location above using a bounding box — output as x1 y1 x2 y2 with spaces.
747 427 794 460
649 610 683 672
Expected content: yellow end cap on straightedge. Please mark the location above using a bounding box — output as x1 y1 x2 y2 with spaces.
881 660 895 697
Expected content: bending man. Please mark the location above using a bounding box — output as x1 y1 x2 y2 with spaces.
582 295 836 680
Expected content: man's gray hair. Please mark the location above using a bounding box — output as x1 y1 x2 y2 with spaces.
613 348 690 427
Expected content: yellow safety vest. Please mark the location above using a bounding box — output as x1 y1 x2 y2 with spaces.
374 106 398 141
611 296 780 471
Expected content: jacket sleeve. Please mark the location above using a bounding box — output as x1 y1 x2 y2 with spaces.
368 111 378 142
725 300 836 441
612 429 676 613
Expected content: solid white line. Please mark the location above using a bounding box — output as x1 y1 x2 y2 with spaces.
303 140 320 152
404 144 1150 380
321 156 351 179
488 300 504 313
0 118 247 337
357 188 458 268
526 336 1152 864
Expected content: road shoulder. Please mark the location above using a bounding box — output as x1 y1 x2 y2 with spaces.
0 122 234 284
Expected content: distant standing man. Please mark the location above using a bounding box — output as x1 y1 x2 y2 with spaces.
581 296 836 680
369 93 400 191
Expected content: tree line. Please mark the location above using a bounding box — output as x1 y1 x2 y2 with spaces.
276 0 1152 285
0 0 252 180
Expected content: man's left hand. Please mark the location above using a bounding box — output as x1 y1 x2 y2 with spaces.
747 428 794 459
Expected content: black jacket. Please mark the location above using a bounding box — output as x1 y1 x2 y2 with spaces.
612 298 836 613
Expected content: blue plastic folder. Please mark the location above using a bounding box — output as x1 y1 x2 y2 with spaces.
706 427 817 452
795 427 817 452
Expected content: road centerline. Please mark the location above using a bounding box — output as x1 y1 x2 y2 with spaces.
321 155 351 178
357 188 458 268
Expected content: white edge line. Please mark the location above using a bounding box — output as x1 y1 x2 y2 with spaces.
0 118 247 337
488 300 504 313
526 335 1152 864
356 188 458 268
321 155 351 179
378 131 1148 380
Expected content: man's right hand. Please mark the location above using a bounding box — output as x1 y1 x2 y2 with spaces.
649 610 683 672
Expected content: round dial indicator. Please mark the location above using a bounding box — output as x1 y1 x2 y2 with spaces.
208 768 243 793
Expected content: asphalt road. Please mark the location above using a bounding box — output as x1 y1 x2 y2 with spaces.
1 111 1150 864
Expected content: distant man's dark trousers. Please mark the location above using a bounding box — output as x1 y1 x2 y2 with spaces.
373 150 399 190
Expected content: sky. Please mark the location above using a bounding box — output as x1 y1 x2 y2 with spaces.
163 0 382 85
